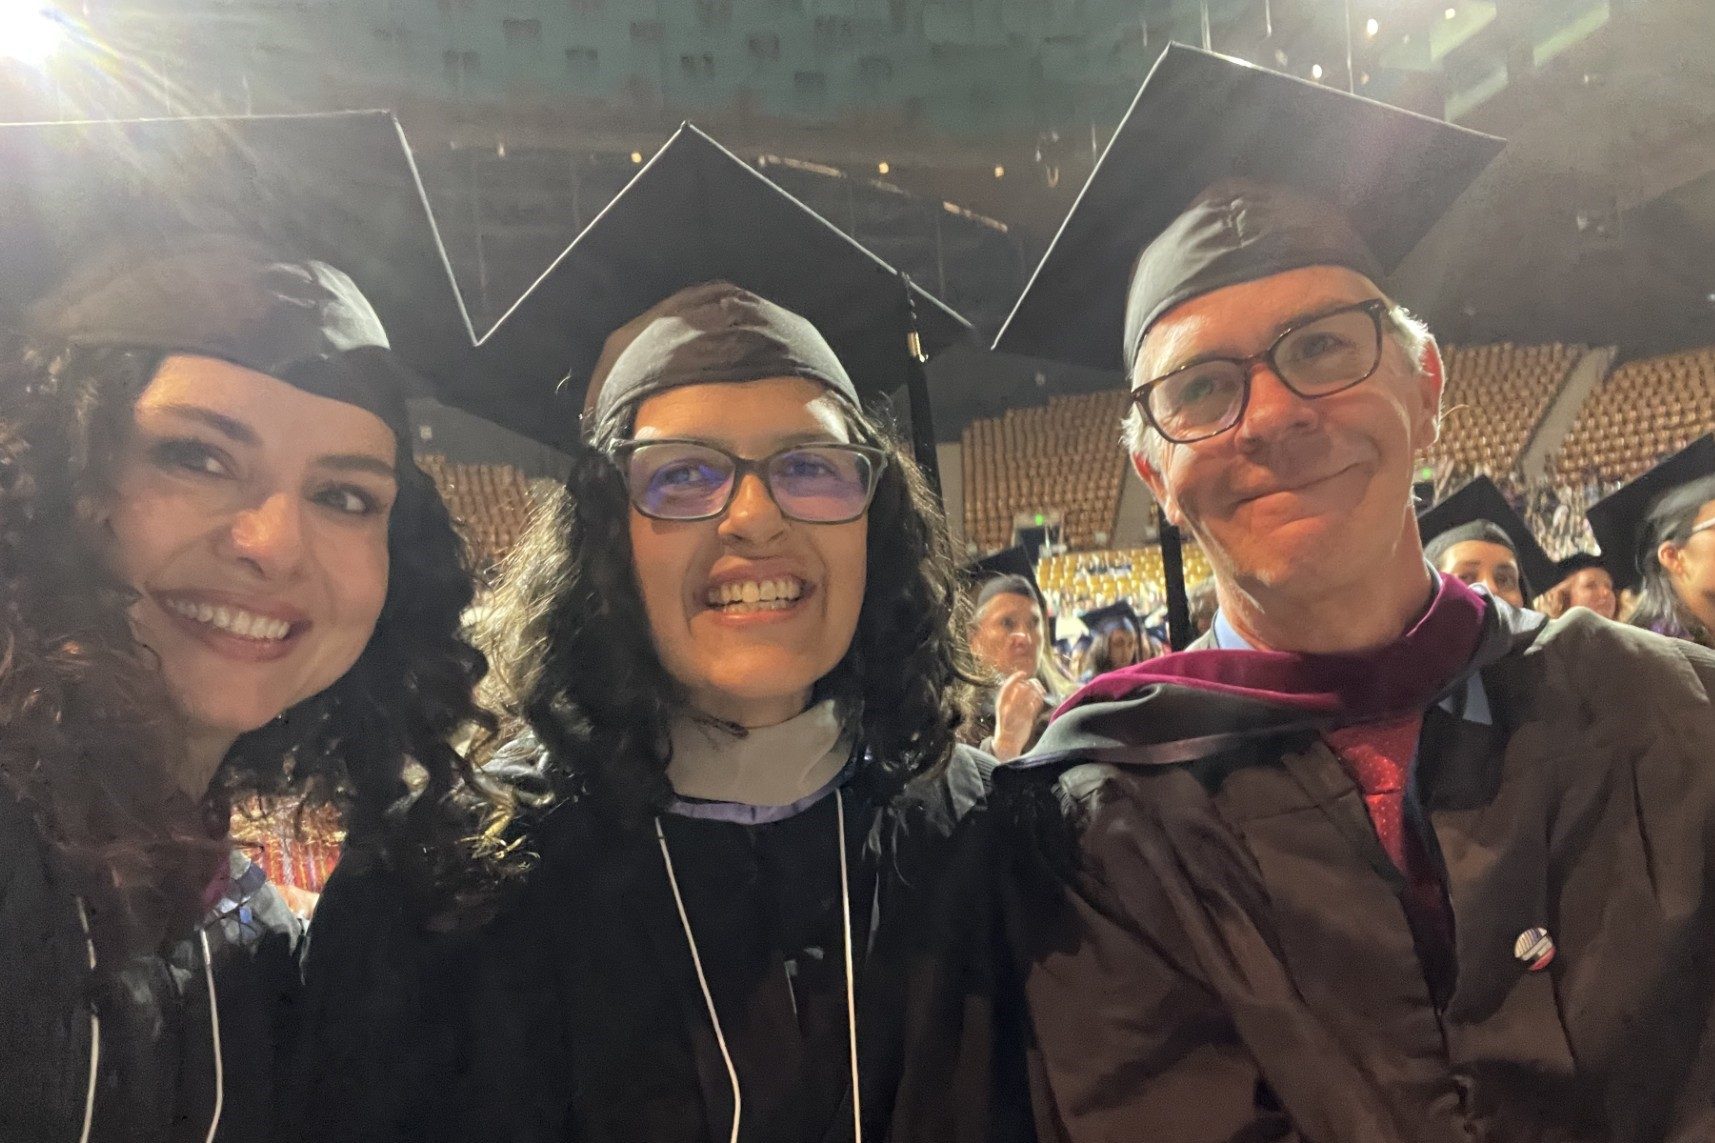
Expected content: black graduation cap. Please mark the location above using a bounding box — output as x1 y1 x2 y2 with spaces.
457 122 972 450
1587 435 1715 591
1554 552 1612 585
1418 475 1557 599
0 111 474 421
1078 600 1142 635
963 546 1043 611
992 43 1505 373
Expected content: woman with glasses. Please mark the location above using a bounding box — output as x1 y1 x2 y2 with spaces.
290 251 1031 1143
393 279 1012 1143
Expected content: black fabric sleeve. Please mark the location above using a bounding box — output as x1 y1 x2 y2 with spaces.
1004 772 1299 1143
273 844 469 1143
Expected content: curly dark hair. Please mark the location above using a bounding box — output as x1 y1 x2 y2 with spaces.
481 394 968 829
0 337 515 963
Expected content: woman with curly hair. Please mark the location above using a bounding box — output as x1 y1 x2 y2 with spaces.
291 127 1032 1143
0 117 507 1143
476 277 1023 1143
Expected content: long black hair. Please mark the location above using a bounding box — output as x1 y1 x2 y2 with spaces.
1627 479 1715 649
481 393 968 830
0 337 517 961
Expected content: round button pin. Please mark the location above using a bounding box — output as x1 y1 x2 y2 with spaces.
1514 927 1555 972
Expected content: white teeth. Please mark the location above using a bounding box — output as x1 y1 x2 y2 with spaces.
163 598 291 642
704 577 805 609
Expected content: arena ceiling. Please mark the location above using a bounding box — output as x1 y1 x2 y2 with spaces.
2 0 1713 433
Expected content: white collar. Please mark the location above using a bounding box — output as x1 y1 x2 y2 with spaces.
666 699 852 807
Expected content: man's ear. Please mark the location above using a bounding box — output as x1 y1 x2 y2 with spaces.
1414 336 1446 450
1131 449 1183 528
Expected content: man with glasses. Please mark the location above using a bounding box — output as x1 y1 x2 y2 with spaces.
994 45 1715 1141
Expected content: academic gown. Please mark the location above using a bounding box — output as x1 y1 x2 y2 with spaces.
1005 602 1715 1142
0 783 302 1143
285 742 1035 1143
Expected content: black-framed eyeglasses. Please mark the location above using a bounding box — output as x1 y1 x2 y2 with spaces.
611 438 889 523
1131 298 1397 444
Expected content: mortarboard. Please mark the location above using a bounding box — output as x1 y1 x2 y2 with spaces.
459 122 972 456
0 112 473 440
1418 476 1557 599
1553 552 1613 585
992 44 1504 374
1587 436 1715 591
1078 600 1142 636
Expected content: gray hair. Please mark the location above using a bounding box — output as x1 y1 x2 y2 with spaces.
1122 303 1435 468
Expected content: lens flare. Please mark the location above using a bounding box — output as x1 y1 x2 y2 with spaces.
0 1 65 68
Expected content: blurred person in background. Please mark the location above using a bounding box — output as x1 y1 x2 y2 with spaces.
1420 476 1556 612
962 553 1072 761
1538 553 1619 621
1076 601 1148 679
1590 435 1715 650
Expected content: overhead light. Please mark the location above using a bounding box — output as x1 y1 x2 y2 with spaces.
1311 63 1324 80
993 165 1005 179
0 1 66 67
1445 6 1457 18
629 151 643 163
1365 17 1379 37
877 160 890 175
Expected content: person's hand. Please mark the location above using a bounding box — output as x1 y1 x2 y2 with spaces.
992 671 1048 761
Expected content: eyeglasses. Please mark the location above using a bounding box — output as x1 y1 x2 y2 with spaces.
1132 298 1397 444
611 438 889 523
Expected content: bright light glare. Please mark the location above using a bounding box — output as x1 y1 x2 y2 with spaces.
0 1 64 67
1445 6 1457 18
1311 63 1324 80
1365 17 1380 36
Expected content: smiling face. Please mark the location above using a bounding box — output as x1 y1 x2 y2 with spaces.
1562 566 1618 619
1133 265 1443 603
1435 538 1524 607
102 354 397 745
625 376 868 728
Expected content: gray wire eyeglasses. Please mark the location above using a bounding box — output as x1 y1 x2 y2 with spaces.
1132 298 1398 444
612 438 889 523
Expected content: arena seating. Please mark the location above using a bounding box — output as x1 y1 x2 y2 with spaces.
418 453 538 573
1552 346 1715 482
229 797 344 903
961 391 1130 551
1421 342 1580 474
1037 544 1214 618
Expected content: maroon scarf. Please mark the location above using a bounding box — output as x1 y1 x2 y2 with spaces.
1057 573 1490 724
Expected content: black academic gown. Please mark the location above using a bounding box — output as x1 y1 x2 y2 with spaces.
286 742 1034 1143
1006 602 1715 1143
0 784 301 1143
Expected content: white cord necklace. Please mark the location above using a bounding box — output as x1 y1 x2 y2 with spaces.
654 787 862 1143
